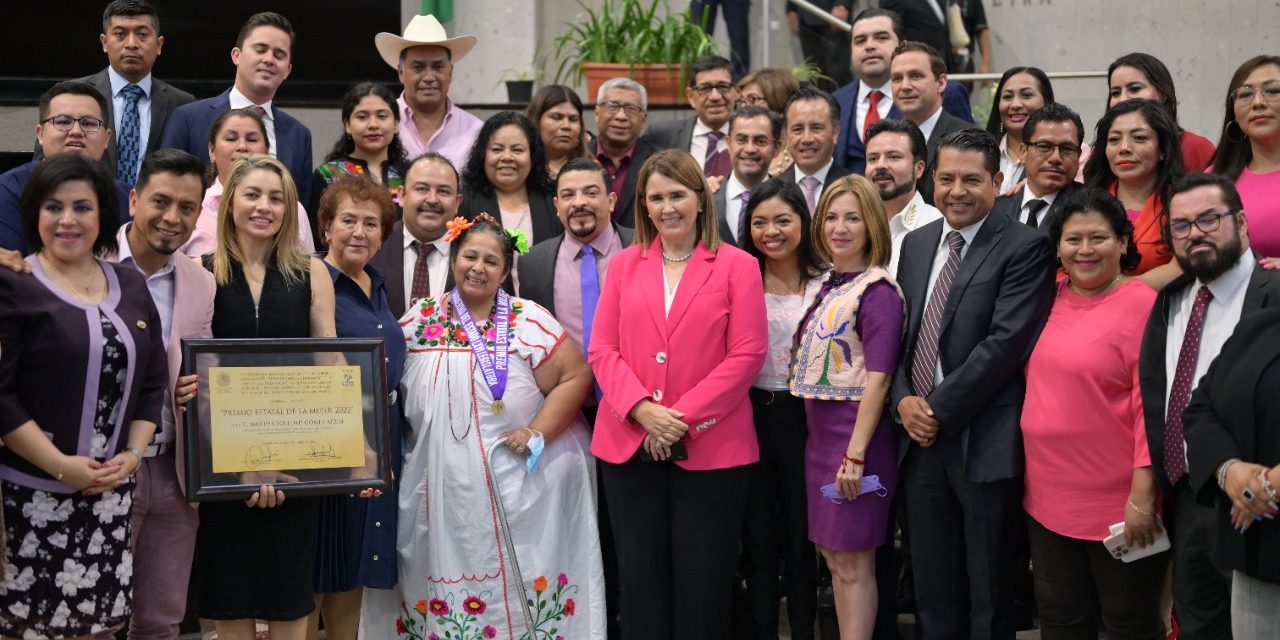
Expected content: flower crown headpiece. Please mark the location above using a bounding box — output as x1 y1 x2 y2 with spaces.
443 213 530 255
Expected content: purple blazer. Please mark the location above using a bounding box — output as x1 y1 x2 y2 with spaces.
0 257 168 493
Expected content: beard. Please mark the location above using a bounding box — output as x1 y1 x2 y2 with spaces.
874 173 916 202
1175 234 1243 282
568 210 599 239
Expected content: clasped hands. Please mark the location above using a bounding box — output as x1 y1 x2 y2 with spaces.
63 450 141 497
1224 462 1280 533
897 396 939 447
631 399 687 461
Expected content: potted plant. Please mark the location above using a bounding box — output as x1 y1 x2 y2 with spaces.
498 68 535 104
548 0 718 105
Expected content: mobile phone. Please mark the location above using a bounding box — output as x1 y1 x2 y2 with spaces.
1102 518 1170 562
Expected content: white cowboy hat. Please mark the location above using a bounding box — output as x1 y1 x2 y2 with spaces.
374 14 477 69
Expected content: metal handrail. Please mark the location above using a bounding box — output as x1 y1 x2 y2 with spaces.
789 0 853 32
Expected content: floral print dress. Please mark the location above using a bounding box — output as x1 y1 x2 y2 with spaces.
359 296 606 640
0 312 136 638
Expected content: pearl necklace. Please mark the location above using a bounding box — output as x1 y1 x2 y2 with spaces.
661 246 694 262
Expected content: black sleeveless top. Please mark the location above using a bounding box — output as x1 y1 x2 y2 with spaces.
204 253 311 339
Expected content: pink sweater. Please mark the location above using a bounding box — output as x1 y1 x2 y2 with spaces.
1022 279 1155 541
1237 166 1280 260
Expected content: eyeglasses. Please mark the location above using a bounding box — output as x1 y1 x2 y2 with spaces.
41 114 106 133
731 134 773 147
741 94 767 106
598 100 644 116
1026 140 1081 159
1168 210 1240 239
692 82 736 97
1230 82 1280 106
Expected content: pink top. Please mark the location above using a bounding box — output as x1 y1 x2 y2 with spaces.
180 178 315 258
397 94 483 174
1236 166 1280 259
553 225 624 352
1022 278 1155 541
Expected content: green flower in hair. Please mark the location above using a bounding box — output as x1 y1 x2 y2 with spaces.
507 228 531 255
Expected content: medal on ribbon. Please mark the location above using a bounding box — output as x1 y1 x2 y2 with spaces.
452 288 510 414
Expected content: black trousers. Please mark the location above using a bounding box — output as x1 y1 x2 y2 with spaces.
1168 480 1234 640
689 0 751 78
600 454 753 640
1027 516 1168 640
742 388 817 640
902 436 1021 640
796 23 852 90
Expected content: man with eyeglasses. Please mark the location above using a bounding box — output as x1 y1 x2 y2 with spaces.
644 55 738 181
591 77 660 228
714 106 782 247
1 81 131 254
1138 172 1280 639
991 103 1084 234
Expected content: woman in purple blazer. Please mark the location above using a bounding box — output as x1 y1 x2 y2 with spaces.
0 154 167 637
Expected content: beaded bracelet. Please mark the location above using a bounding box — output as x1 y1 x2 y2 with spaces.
1218 458 1242 491
842 453 864 466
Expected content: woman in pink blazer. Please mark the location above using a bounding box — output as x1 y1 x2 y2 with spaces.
588 149 767 639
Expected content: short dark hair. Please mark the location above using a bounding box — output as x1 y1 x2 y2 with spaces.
136 149 208 194
461 111 552 198
1170 173 1245 213
866 118 928 165
1082 99 1184 216
102 0 159 33
38 81 109 124
21 154 120 257
985 67 1055 137
728 105 783 141
851 8 904 41
555 157 610 193
235 11 295 50
400 45 452 65
783 85 841 128
1049 187 1142 272
740 178 826 281
937 128 1000 177
688 55 733 88
1107 52 1182 126
406 152 460 189
892 41 947 77
1023 103 1085 145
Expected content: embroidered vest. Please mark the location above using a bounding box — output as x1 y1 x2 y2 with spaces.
790 267 904 401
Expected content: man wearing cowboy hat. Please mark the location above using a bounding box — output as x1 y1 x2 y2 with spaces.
375 14 482 172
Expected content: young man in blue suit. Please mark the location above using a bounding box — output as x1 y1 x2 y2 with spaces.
833 8 972 176
159 12 313 199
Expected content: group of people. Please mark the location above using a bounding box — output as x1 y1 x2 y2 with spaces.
0 2 1279 640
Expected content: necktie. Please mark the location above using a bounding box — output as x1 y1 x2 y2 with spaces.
800 176 820 215
1164 285 1213 484
910 231 966 397
411 241 433 302
704 130 730 179
1025 198 1048 229
251 105 268 120
863 90 884 140
116 84 144 185
736 190 753 241
580 245 601 401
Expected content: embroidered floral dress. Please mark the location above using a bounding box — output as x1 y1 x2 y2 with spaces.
359 296 605 640
0 313 135 637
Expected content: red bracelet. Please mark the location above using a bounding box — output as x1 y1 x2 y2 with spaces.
842 453 864 465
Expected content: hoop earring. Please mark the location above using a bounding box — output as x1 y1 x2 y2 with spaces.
1226 120 1247 144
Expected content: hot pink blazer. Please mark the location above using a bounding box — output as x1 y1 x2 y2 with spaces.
588 238 767 470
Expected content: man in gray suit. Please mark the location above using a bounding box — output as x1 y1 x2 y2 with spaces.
714 106 782 247
891 129 1055 639
643 55 738 181
63 1 194 184
890 41 975 204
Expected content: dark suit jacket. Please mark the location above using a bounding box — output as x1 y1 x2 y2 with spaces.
776 162 854 202
881 0 951 67
159 88 314 199
918 109 979 204
1138 260 1280 492
711 177 753 248
457 185 563 246
990 182 1084 233
889 211 1055 482
1184 306 1280 582
643 117 698 156
367 221 456 320
589 135 660 228
520 224 636 316
833 79 973 175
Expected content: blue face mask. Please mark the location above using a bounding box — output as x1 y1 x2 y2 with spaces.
526 432 546 473
820 475 888 503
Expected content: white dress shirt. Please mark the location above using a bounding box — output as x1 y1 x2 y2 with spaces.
229 86 276 157
917 106 944 144
1164 250 1254 407
690 119 730 163
856 79 894 143
925 214 988 385
1018 187 1058 226
998 134 1024 194
724 174 750 243
402 231 451 306
889 191 944 276
107 67 153 178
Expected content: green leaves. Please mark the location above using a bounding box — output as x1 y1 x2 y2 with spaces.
548 0 719 84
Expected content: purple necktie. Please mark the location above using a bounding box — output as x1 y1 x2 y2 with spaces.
1164 285 1213 484
704 131 730 179
581 245 601 401
736 190 753 241
800 176 820 215
910 231 965 397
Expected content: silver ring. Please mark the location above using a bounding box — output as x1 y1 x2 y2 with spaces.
1242 488 1256 501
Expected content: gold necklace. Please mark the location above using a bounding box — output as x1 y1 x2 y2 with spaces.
764 270 803 296
39 253 100 299
1070 272 1124 297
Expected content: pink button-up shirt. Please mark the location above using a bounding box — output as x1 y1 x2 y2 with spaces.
553 225 624 351
397 94 483 172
